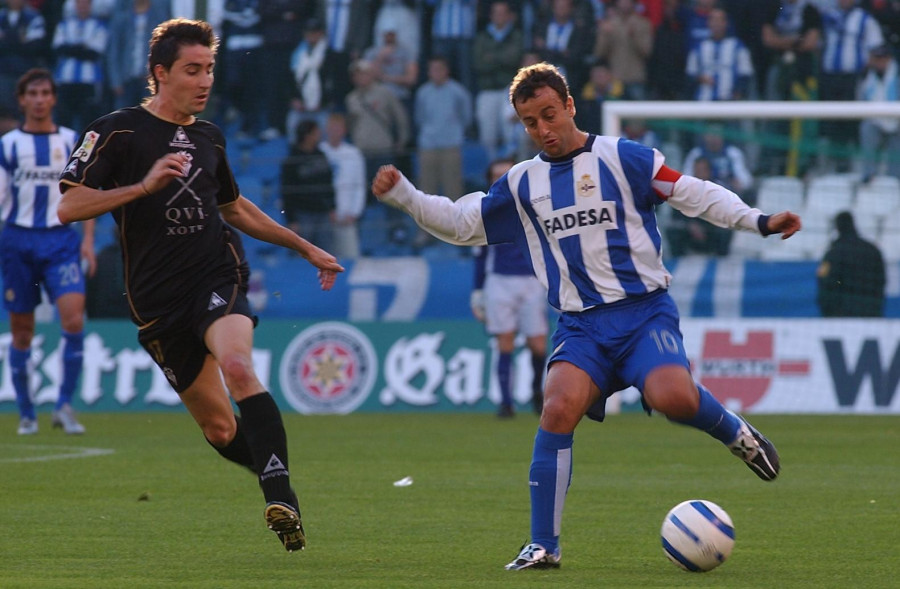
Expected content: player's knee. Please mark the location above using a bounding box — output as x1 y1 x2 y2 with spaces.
203 416 238 447
539 394 579 433
218 353 257 391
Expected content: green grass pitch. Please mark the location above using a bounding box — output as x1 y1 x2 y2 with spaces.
1 412 898 589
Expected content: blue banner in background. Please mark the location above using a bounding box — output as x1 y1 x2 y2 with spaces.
248 256 900 321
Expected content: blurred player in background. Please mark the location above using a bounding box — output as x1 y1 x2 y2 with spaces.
0 68 96 435
57 19 343 552
373 62 801 570
471 158 547 418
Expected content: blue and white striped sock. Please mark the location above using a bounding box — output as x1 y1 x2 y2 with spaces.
529 428 573 554
671 384 741 444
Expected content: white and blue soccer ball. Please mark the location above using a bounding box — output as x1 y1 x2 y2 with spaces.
661 499 735 572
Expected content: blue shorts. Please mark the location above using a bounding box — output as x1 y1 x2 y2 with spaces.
0 224 85 313
548 289 690 421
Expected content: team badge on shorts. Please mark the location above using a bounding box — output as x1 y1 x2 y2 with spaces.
279 322 377 414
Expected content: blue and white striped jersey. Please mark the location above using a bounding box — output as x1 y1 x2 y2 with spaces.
686 36 754 101
52 16 109 84
821 6 883 74
0 127 77 228
384 135 767 313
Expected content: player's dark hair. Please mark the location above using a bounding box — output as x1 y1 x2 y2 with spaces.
16 68 56 97
509 62 570 111
147 18 218 95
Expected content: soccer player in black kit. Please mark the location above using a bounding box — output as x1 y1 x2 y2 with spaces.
57 18 344 552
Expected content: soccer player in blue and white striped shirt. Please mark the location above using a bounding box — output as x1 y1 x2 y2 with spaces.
0 69 96 435
373 62 801 571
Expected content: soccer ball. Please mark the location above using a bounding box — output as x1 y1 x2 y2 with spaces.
661 499 735 572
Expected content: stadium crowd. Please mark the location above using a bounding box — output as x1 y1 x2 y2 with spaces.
2 0 899 260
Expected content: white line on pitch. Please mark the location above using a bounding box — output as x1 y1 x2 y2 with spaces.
0 444 115 463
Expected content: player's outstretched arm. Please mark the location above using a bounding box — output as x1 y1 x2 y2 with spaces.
371 165 489 246
220 195 344 290
766 211 802 239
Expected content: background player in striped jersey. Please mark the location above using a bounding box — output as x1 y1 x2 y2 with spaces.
373 62 801 570
471 158 548 418
0 68 95 435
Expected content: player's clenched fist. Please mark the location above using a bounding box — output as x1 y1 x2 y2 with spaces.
371 165 401 198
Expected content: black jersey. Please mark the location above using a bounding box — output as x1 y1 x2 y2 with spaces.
60 106 249 325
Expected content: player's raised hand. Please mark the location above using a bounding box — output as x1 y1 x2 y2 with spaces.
767 211 802 239
140 152 193 195
372 165 401 198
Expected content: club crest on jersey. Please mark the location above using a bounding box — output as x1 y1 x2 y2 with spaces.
169 126 196 149
577 174 597 197
73 130 100 162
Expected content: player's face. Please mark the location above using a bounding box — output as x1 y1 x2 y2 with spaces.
515 86 581 158
156 44 215 116
19 79 56 123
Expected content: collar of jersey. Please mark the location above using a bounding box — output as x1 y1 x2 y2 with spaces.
539 133 596 163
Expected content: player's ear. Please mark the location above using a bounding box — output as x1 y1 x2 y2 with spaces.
566 95 575 118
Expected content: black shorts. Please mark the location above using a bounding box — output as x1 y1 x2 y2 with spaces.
137 281 257 393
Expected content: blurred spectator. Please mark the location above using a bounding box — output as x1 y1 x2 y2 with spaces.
535 0 594 97
594 0 654 100
575 61 623 134
647 0 690 100
623 118 660 149
107 0 170 110
760 0 822 175
665 156 733 257
220 0 264 140
819 0 884 165
414 56 472 201
279 119 336 253
683 124 754 194
257 0 305 141
52 0 108 132
684 0 717 50
863 0 900 55
373 0 420 63
817 211 886 317
858 44 900 181
170 0 224 33
345 59 411 187
473 0 523 160
0 0 48 117
287 17 331 144
63 0 118 19
319 112 366 259
427 0 478 92
363 25 419 113
317 0 374 107
686 6 753 101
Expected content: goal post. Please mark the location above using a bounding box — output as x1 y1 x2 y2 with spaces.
602 101 900 138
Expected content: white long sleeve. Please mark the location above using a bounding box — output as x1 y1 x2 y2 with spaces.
380 173 488 246
667 174 764 233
